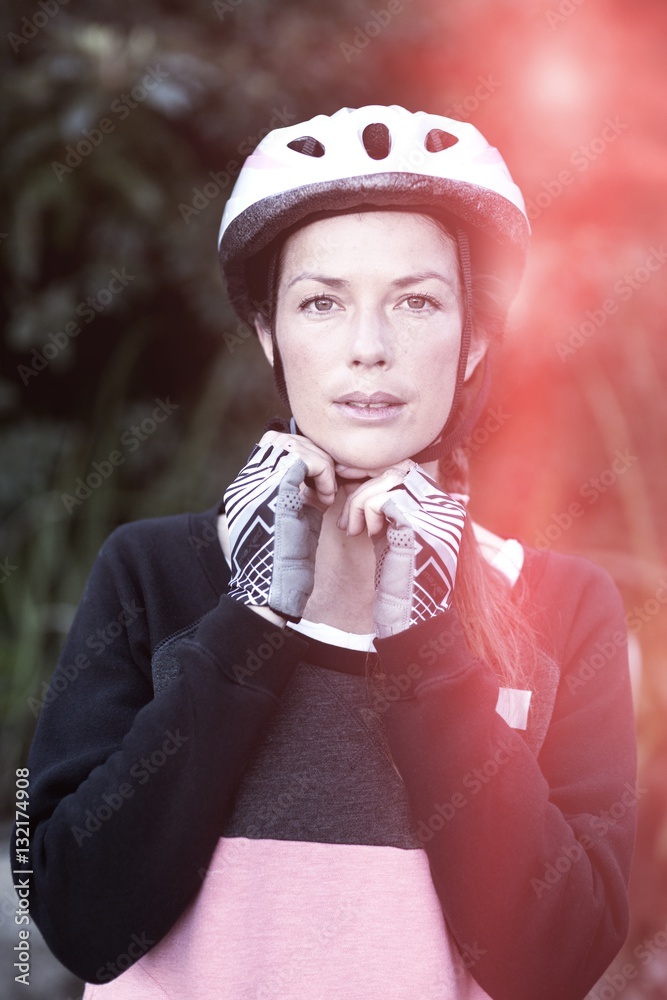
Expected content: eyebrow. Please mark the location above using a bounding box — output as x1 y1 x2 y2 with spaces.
285 270 458 291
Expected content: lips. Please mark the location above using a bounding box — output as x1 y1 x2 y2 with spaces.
335 391 404 408
333 391 406 422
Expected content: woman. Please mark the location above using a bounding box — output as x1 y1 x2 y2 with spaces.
15 106 637 999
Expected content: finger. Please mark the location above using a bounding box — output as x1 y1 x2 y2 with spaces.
260 431 338 505
338 468 408 536
299 482 329 514
337 465 403 529
359 495 391 538
334 464 375 480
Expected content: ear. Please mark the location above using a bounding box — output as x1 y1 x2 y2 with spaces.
464 339 489 381
253 313 274 366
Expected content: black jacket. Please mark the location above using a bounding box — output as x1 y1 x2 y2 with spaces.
12 500 637 999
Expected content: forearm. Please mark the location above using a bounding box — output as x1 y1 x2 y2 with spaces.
18 593 306 983
376 605 636 1000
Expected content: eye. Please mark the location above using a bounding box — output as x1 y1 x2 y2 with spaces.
299 295 339 314
400 294 440 311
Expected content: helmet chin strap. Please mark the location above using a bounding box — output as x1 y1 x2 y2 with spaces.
267 225 489 464
412 355 491 464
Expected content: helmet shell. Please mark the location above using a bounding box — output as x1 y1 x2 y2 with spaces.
218 105 530 326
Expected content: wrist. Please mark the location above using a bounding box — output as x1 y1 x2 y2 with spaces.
247 604 289 629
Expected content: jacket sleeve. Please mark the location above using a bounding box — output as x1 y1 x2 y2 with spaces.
11 522 308 985
374 553 637 1000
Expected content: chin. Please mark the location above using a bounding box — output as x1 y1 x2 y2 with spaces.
326 432 428 471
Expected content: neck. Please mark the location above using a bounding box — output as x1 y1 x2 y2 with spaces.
301 483 377 633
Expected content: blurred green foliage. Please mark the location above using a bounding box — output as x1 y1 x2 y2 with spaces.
1 0 666 993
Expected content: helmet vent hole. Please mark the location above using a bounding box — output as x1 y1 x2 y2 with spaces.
425 129 459 152
362 122 391 159
287 135 325 157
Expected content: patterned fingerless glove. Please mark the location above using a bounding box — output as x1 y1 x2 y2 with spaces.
373 467 466 637
223 441 323 621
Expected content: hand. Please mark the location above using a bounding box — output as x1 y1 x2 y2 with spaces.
337 463 466 637
223 432 336 621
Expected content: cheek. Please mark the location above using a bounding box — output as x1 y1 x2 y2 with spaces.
278 337 331 410
406 333 461 397
280 336 321 377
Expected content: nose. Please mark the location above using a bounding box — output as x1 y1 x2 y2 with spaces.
346 307 393 370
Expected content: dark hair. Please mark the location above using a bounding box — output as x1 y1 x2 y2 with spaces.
441 452 538 691
438 265 540 691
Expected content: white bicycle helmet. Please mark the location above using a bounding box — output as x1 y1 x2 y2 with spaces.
218 105 530 460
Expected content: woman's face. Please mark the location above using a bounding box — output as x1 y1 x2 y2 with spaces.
256 210 480 472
